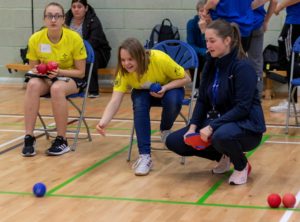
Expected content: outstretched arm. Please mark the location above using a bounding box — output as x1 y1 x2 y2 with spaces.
96 91 124 136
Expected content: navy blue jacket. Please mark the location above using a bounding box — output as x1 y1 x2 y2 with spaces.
65 4 111 67
186 15 206 56
190 48 266 134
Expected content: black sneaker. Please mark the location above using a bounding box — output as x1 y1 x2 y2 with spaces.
88 93 99 98
46 136 70 156
22 135 36 157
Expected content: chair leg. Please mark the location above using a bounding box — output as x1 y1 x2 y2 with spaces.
127 124 135 162
38 113 50 139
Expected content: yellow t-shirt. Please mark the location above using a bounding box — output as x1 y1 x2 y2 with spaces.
26 27 87 70
113 50 185 93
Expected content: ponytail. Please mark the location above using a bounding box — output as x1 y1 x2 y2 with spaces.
206 19 246 59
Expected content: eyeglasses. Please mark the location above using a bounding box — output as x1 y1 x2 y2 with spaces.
44 14 64 21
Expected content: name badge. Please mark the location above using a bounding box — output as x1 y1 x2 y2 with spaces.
40 44 51 53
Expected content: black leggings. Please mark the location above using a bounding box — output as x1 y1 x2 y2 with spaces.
166 123 263 170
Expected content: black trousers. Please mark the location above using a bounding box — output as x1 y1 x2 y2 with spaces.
166 123 262 170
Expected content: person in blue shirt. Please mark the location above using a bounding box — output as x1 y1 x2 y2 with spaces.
166 19 266 186
186 0 209 90
203 0 254 52
270 0 300 112
248 0 277 98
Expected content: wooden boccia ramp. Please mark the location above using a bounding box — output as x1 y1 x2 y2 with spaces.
0 85 300 221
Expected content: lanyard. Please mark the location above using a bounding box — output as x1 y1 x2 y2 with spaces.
211 69 219 109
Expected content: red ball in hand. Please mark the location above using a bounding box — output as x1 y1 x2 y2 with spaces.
282 193 296 208
267 193 281 208
47 61 58 71
36 63 48 74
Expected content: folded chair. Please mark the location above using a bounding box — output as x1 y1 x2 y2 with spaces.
36 40 94 151
127 39 199 163
285 36 300 134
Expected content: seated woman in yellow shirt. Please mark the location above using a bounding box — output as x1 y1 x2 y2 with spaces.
22 2 87 157
96 38 191 176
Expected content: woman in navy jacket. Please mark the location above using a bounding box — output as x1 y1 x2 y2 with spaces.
65 0 111 97
166 19 266 185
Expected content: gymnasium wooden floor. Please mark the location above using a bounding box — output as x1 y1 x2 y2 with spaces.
0 84 300 222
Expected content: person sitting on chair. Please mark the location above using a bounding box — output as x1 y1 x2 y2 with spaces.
166 20 266 185
65 0 111 98
22 2 87 157
96 38 191 176
186 0 209 91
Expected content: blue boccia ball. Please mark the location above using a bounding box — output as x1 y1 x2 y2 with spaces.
33 182 47 197
150 83 162 93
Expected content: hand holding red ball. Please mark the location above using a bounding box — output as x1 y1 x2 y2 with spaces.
36 61 58 75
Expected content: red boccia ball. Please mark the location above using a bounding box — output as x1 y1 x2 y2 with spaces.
267 193 281 208
36 63 48 74
282 193 296 208
47 61 58 71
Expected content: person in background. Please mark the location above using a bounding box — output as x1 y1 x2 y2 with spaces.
166 19 266 185
22 2 87 157
96 38 191 176
65 0 111 98
203 0 254 52
186 0 209 92
270 0 300 112
249 0 277 99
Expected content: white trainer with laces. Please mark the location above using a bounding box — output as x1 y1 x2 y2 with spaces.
212 155 231 174
133 154 153 176
228 162 252 185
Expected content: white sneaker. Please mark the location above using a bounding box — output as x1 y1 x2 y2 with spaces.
161 130 172 144
132 154 153 176
228 162 252 185
270 100 288 112
270 100 300 113
212 155 231 174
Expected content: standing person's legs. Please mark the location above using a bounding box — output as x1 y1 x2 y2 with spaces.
241 36 251 53
247 26 264 98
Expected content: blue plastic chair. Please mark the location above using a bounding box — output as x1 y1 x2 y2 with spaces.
127 39 199 163
285 36 300 133
37 40 94 150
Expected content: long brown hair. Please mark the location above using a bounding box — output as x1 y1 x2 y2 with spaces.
206 19 246 59
116 38 150 78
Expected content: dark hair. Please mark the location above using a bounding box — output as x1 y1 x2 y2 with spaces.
116 38 150 77
44 2 65 17
206 19 246 59
71 0 88 7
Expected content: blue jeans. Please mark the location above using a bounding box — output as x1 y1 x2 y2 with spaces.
131 88 184 155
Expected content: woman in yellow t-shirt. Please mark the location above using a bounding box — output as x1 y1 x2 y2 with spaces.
96 38 191 176
22 2 87 157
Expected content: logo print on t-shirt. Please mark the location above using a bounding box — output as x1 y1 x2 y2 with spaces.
174 67 181 76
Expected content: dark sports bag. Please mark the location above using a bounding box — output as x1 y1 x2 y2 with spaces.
263 44 281 71
147 18 180 49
